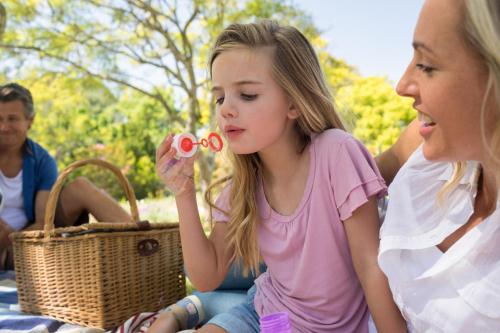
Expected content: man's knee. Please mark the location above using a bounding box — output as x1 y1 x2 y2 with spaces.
62 177 95 199
68 177 93 190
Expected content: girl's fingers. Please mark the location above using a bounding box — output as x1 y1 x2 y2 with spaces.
156 147 177 171
156 134 175 161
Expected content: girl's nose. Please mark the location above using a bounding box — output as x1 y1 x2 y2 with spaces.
219 99 237 118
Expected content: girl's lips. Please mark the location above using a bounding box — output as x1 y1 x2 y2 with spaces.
225 128 244 140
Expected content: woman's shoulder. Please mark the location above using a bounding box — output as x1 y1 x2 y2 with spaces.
381 145 480 248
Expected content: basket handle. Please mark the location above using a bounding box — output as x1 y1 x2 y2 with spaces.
43 159 140 236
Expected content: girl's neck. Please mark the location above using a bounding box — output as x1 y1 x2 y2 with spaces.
259 140 309 186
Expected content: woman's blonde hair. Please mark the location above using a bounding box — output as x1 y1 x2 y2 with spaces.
441 0 500 197
205 21 344 275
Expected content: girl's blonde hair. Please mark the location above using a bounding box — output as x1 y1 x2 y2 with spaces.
205 21 344 275
441 0 500 197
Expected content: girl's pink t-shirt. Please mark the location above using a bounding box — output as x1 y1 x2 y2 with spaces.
213 129 386 332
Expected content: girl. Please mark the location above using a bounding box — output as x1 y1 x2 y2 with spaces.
154 21 405 333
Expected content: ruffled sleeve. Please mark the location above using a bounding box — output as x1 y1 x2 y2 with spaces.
331 137 387 221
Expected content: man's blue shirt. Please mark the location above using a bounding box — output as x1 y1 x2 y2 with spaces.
22 138 58 223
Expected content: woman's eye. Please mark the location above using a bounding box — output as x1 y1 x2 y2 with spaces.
416 63 435 74
241 94 257 101
215 97 224 105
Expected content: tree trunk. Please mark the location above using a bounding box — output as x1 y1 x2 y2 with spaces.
0 3 6 41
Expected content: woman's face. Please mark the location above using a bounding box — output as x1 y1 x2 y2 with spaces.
396 0 494 162
0 100 32 150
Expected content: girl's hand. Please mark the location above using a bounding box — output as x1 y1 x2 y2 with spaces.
156 134 197 196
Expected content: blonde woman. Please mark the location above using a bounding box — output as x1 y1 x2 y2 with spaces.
377 0 500 331
154 21 405 333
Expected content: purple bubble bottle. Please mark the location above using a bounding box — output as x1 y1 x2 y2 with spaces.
259 312 292 333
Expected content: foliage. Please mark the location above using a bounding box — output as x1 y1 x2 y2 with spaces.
0 0 415 199
0 3 5 41
0 0 330 195
336 76 416 154
23 73 171 200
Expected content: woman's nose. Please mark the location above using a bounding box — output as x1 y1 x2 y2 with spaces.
396 66 418 98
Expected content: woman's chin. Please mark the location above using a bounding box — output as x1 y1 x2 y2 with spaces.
422 144 447 162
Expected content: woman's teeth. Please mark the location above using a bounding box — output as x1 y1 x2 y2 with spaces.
418 113 436 127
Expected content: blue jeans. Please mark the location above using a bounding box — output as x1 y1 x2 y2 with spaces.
206 284 259 333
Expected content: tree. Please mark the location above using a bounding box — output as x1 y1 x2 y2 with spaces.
22 73 171 200
335 76 416 155
0 0 333 194
0 3 5 41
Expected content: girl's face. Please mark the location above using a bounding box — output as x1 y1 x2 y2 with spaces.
0 100 32 150
396 0 493 162
212 47 298 155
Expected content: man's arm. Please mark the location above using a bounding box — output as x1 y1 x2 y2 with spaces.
375 119 422 186
24 190 51 231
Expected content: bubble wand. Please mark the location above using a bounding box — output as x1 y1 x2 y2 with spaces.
172 132 223 159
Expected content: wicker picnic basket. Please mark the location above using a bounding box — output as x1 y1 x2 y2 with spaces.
11 159 186 329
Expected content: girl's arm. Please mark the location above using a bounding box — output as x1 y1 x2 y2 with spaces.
344 196 407 333
375 119 421 186
175 191 232 291
156 134 232 292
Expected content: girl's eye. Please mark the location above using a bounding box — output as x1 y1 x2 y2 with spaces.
416 63 435 74
241 94 257 101
215 97 224 105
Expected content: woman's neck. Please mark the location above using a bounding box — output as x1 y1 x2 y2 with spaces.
477 164 498 215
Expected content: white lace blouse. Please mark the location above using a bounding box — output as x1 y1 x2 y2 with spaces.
378 146 500 333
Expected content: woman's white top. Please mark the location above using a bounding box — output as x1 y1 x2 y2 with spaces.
0 170 29 231
378 145 500 333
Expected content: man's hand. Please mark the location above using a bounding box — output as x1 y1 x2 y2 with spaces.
0 219 15 270
0 218 14 249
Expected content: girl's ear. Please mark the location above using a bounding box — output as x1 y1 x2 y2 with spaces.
287 102 299 119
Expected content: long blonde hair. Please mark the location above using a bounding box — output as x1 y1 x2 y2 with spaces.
205 21 344 275
440 0 500 198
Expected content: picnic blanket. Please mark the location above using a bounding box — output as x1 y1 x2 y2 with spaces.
0 271 167 333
